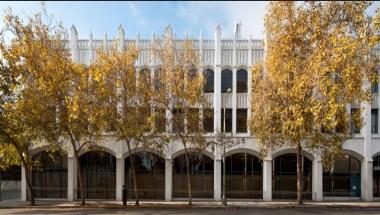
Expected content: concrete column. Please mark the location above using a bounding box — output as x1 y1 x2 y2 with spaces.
21 164 26 201
214 159 222 200
116 156 125 201
67 156 77 201
214 25 222 133
232 37 237 135
88 32 94 65
362 160 373 201
312 156 323 201
70 25 79 62
247 35 253 136
165 158 173 201
118 25 125 52
262 159 272 201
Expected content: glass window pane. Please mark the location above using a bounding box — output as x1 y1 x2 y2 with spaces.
237 69 248 93
203 69 214 93
236 109 248 133
203 109 214 132
372 109 378 133
221 69 232 93
221 108 232 132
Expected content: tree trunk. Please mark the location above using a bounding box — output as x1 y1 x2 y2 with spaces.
74 150 85 206
126 140 139 206
23 164 35 206
184 151 192 206
296 142 303 204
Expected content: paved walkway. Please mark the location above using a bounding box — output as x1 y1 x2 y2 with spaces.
2 199 380 209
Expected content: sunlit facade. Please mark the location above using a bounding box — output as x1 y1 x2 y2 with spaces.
22 24 380 202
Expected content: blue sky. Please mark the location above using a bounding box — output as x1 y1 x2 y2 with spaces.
0 1 379 40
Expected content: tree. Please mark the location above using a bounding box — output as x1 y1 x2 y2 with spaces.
151 27 211 205
0 10 66 205
93 44 161 206
249 1 379 204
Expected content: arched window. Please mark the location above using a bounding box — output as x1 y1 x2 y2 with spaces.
237 69 248 93
154 68 164 92
78 151 116 199
203 69 214 93
224 152 262 199
221 69 232 93
139 68 151 85
273 154 312 200
173 152 214 198
323 154 361 197
125 152 165 199
32 151 67 198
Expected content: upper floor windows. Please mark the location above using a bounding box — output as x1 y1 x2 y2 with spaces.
221 69 232 93
203 69 214 93
237 69 248 93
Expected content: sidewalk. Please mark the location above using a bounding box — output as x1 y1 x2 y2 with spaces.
2 199 380 209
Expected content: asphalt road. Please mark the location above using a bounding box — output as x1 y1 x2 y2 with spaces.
1 208 380 215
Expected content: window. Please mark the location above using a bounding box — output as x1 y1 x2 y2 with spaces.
173 108 184 132
236 109 248 133
351 108 361 134
203 109 214 132
154 108 166 133
372 81 379 94
187 108 200 133
237 69 248 93
154 69 164 92
221 69 232 93
221 108 232 132
203 69 214 93
372 109 378 134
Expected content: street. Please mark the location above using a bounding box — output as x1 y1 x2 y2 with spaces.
1 208 380 215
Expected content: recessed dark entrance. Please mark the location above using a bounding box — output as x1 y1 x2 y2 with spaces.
173 152 214 198
125 151 165 199
272 153 312 200
78 151 116 199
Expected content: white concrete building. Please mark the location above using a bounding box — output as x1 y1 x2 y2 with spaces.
22 24 380 202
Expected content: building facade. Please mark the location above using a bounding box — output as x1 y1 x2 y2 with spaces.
21 24 380 202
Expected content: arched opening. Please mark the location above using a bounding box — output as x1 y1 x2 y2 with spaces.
323 154 361 197
221 69 232 93
203 69 214 93
236 69 248 93
272 153 312 199
78 151 116 199
173 152 214 198
124 151 165 200
223 152 262 199
374 154 380 197
31 151 67 198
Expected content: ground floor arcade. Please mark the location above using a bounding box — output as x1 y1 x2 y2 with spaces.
21 145 378 202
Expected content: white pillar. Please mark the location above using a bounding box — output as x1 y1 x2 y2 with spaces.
67 156 77 201
214 25 222 133
116 156 125 201
362 160 373 201
262 159 272 201
21 164 26 201
312 156 323 201
70 25 79 62
232 36 237 135
214 159 222 200
247 35 253 136
165 159 173 201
